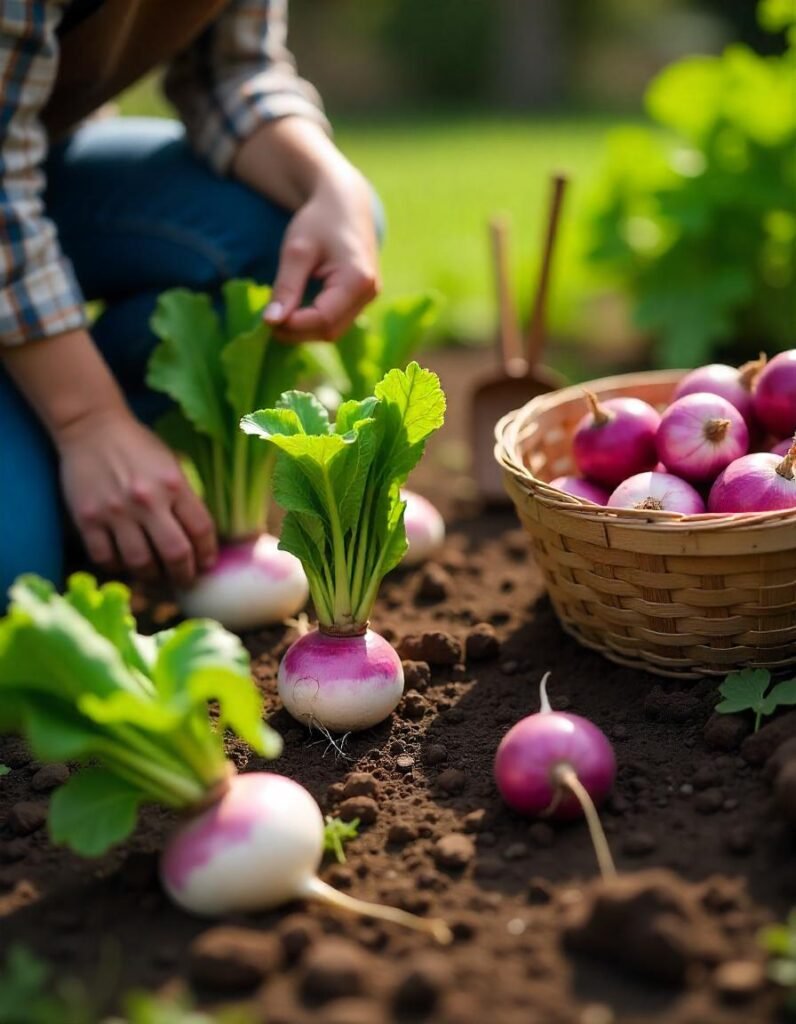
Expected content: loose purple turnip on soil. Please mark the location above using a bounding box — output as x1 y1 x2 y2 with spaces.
242 364 446 734
0 575 450 941
494 673 617 878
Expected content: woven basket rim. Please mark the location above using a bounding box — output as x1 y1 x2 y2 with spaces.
494 368 796 531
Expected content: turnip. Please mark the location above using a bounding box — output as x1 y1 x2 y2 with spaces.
708 441 796 513
401 488 446 565
573 392 660 487
178 534 308 632
752 349 796 438
673 355 766 430
147 280 311 628
607 471 705 515
548 475 611 505
0 575 451 942
241 364 446 734
494 673 617 879
161 771 449 940
656 392 749 483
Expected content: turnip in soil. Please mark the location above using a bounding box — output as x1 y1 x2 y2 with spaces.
708 440 796 513
147 280 310 629
241 363 446 734
495 673 617 878
752 350 796 439
401 489 446 564
656 392 749 482
0 575 450 941
573 392 660 487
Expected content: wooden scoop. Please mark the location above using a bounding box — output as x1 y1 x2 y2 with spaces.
471 174 569 503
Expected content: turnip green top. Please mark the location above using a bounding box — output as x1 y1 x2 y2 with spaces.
0 573 281 856
241 362 446 632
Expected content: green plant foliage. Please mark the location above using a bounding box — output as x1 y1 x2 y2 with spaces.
323 815 361 863
0 574 281 855
147 280 322 540
241 363 445 629
0 946 94 1024
585 5 796 367
759 910 796 1011
715 667 796 731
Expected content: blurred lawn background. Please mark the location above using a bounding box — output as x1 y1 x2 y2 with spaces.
119 0 790 369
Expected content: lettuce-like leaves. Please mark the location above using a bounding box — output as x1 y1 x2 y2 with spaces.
241 363 445 629
147 280 310 539
0 574 281 856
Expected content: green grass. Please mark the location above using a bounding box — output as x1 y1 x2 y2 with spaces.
119 78 630 343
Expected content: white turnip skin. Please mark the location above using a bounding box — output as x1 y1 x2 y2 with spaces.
607 471 705 515
278 628 404 733
178 534 308 631
401 489 445 565
161 772 451 941
656 393 749 483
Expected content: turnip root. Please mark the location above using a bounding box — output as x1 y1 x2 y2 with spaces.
179 534 308 631
401 489 445 565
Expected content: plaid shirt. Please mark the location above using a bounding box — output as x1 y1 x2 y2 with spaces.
0 0 328 347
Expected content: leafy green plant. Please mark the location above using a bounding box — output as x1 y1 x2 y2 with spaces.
0 574 280 855
715 668 796 732
335 292 441 401
0 946 94 1024
759 910 796 1012
0 764 9 777
147 280 321 540
323 815 361 863
241 362 446 632
585 2 796 367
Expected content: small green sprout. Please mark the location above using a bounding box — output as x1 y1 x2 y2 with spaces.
323 816 360 864
759 910 796 1012
715 669 796 732
0 765 9 777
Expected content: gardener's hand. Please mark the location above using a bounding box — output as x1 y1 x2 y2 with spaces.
264 170 380 342
232 118 380 343
56 409 217 587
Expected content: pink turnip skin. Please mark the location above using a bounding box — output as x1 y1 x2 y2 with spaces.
401 489 445 566
549 476 610 505
772 438 794 457
494 680 616 822
278 628 404 733
607 471 705 515
753 350 796 438
178 534 308 631
573 393 660 488
656 393 749 483
674 357 765 429
708 444 796 513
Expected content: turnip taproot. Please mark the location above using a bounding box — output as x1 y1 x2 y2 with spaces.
495 674 617 879
241 364 446 734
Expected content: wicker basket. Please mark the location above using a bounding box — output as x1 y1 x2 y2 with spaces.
494 369 796 678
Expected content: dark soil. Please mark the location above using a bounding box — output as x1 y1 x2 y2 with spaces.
1 348 794 1024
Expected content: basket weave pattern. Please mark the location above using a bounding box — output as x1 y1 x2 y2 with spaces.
494 370 796 678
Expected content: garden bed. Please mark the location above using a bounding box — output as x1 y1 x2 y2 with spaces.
0 348 793 1024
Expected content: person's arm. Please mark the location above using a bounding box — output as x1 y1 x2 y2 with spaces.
0 2 215 585
164 0 380 342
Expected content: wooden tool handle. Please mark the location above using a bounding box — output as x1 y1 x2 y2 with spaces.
526 173 568 368
489 216 525 375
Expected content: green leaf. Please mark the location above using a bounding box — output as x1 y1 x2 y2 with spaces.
49 769 143 857
147 290 227 444
221 279 271 340
0 765 9 777
381 291 441 373
277 391 332 435
323 815 360 864
187 667 283 760
372 362 446 485
716 668 771 714
760 678 796 716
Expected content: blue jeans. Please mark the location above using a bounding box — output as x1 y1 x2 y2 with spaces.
0 117 322 599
